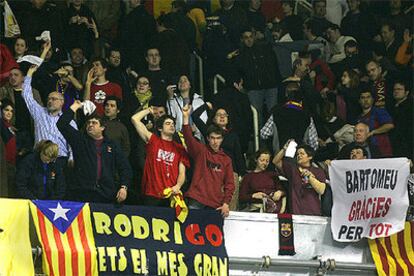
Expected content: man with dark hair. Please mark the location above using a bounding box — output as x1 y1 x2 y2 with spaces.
106 48 132 100
326 24 356 65
70 46 90 85
118 0 156 72
273 141 326 215
349 145 368 160
380 22 400 62
181 105 234 217
389 81 413 159
308 0 332 37
233 27 282 128
103 96 130 157
57 100 132 203
131 106 189 206
84 58 123 116
358 89 394 157
303 18 331 62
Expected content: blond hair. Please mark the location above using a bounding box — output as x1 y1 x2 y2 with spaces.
35 140 59 160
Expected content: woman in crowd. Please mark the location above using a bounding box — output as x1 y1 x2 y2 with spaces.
15 140 65 200
337 69 361 124
0 99 17 196
239 149 286 213
273 141 327 215
166 75 206 139
13 37 29 60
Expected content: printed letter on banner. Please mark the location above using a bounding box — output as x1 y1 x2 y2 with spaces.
329 158 410 242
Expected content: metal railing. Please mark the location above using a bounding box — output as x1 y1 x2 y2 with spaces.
193 51 204 97
250 105 259 151
213 74 225 95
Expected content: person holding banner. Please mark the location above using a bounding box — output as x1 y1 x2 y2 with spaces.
273 141 326 215
181 105 235 217
131 107 189 206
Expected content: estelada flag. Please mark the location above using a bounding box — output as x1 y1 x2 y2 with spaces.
368 221 414 276
30 200 98 276
0 198 34 276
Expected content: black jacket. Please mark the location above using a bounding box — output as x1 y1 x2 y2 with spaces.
235 42 282 90
57 109 132 201
16 152 65 200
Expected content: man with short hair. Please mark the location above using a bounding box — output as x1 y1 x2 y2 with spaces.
326 24 356 65
349 145 367 160
358 90 394 157
23 65 76 165
103 96 130 157
365 60 392 109
57 100 132 203
338 122 380 159
70 47 89 84
106 48 132 100
131 107 189 206
84 58 123 116
380 23 399 62
182 105 235 217
389 81 413 159
308 0 332 37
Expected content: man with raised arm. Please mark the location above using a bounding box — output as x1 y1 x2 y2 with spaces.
131 107 189 206
181 105 235 217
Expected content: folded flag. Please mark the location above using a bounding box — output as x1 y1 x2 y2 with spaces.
163 187 189 223
30 200 98 276
368 221 414 276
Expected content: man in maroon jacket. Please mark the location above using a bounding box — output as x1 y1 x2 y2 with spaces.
181 105 235 217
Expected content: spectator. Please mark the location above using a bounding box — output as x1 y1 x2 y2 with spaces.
301 51 335 96
389 81 413 159
169 0 197 51
85 0 120 43
380 22 400 62
140 48 171 105
387 0 411 40
280 0 303 41
131 107 189 206
337 68 361 124
84 58 123 116
23 64 77 170
303 18 331 63
308 0 332 37
103 96 130 157
53 63 83 111
182 105 235 217
70 46 90 85
213 0 248 48
63 0 98 59
118 0 156 72
233 27 282 128
338 122 380 159
152 14 190 77
0 99 16 196
246 0 266 40
273 142 326 215
239 149 286 213
326 24 356 65
166 75 206 138
57 100 132 203
349 145 368 160
358 89 394 157
261 82 310 150
192 104 246 210
106 48 132 101
16 140 65 200
335 40 365 75
13 37 29 60
365 60 393 109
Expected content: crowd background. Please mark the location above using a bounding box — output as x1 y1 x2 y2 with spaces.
0 0 413 217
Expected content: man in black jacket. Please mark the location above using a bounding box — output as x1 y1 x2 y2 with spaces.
233 28 282 128
57 100 132 203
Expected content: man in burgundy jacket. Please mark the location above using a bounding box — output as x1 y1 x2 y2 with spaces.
181 105 235 217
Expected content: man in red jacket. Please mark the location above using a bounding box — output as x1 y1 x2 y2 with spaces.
182 105 235 217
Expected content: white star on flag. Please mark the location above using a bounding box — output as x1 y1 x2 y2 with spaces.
49 202 70 221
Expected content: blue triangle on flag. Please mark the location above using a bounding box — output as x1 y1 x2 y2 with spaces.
32 200 85 234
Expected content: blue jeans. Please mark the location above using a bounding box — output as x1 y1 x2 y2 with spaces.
248 87 278 128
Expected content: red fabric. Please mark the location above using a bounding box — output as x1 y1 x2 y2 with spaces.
261 0 283 22
95 139 104 181
310 59 336 92
336 95 347 122
239 171 283 203
142 134 190 199
90 82 122 116
182 125 235 208
0 44 18 86
2 119 16 165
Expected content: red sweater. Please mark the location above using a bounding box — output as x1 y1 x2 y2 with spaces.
183 125 235 208
90 81 122 116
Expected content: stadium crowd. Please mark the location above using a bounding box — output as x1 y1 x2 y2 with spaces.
0 0 413 218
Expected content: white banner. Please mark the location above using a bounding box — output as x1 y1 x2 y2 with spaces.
329 158 410 242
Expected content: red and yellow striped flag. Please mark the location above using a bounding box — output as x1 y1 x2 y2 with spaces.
368 221 414 276
30 200 98 276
